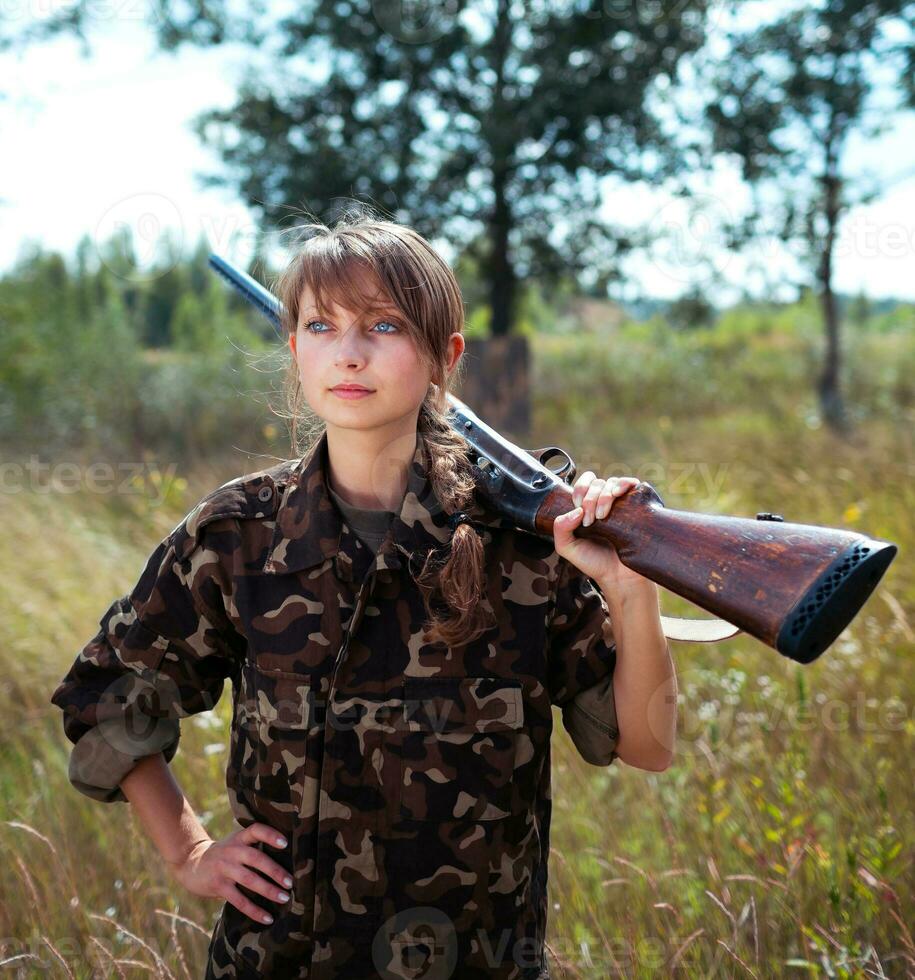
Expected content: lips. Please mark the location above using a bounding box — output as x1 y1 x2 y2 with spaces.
332 385 373 392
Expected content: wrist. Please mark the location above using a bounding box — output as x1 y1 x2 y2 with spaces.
165 835 212 870
598 575 658 604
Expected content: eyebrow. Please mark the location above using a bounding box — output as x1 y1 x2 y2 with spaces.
301 304 400 315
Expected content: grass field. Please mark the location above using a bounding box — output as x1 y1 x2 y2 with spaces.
2 319 912 978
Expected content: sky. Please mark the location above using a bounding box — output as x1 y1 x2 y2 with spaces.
2 4 914 307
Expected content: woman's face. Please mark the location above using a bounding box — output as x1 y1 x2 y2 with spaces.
288 267 458 435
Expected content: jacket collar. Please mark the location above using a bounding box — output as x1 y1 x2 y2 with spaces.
263 428 503 579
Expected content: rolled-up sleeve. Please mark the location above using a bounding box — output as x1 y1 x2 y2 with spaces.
547 556 620 766
49 521 242 803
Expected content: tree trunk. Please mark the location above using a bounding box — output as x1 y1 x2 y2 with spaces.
488 0 515 339
488 181 516 338
817 278 849 434
817 172 851 435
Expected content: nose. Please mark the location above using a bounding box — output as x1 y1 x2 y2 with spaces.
334 328 368 369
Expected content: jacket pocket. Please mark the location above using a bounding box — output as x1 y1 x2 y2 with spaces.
230 666 322 963
235 663 323 815
400 676 523 822
208 885 313 980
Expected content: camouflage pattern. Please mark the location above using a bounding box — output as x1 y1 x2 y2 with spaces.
50 430 619 979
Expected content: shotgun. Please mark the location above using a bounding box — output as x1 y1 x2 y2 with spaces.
208 253 898 665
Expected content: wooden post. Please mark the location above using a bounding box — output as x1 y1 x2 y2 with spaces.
454 335 531 443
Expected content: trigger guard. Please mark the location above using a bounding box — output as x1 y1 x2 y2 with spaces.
527 446 577 484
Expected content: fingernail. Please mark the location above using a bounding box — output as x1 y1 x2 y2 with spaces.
276 837 287 847
596 507 608 519
263 914 273 924
277 891 290 902
583 514 592 526
284 876 293 888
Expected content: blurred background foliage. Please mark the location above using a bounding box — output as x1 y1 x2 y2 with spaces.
1 226 912 464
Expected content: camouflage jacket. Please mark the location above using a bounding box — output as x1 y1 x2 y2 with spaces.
49 430 620 980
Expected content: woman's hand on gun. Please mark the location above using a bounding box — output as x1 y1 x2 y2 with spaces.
553 471 652 590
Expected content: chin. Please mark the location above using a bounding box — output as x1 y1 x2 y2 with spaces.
322 399 387 426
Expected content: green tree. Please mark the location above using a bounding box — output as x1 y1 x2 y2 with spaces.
150 0 717 335
0 241 145 454
667 287 717 330
0 3 92 57
704 0 915 434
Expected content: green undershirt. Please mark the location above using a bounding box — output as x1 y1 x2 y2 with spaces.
327 483 397 554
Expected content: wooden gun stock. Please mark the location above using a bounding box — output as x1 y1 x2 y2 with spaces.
534 481 897 664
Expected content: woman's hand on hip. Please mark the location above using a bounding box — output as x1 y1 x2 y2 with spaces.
167 824 294 926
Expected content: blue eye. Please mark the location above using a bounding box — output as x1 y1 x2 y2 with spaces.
303 319 400 334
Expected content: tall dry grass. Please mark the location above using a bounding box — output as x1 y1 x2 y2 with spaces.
2 319 912 978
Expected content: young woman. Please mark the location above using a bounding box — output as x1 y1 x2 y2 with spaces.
50 210 676 980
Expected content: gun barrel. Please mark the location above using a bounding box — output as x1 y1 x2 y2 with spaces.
208 255 283 336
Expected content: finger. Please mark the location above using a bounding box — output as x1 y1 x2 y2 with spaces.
227 842 294 892
595 479 618 521
222 881 278 926
581 478 606 526
553 506 583 542
596 477 641 520
596 477 624 518
243 823 289 851
226 859 292 908
572 471 596 507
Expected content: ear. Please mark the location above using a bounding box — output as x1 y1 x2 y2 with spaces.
446 332 464 375
288 331 296 357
